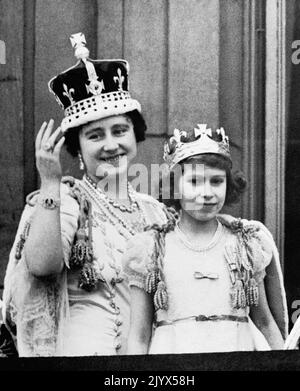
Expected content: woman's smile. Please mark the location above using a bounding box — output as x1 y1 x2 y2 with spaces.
99 153 127 166
79 115 137 178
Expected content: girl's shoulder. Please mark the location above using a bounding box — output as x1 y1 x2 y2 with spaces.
218 213 275 275
218 215 287 338
218 214 274 244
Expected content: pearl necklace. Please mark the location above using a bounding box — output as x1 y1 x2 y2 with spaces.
81 176 147 239
175 220 223 252
85 174 138 213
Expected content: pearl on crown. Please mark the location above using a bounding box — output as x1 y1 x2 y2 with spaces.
75 46 89 60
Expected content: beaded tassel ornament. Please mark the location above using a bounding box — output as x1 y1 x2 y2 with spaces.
144 207 178 311
69 227 92 268
78 200 99 292
245 271 259 306
144 229 167 310
225 244 245 309
231 279 247 309
68 186 100 292
154 281 168 311
145 265 159 294
237 222 260 307
79 261 99 292
69 196 91 268
152 230 168 310
224 218 260 309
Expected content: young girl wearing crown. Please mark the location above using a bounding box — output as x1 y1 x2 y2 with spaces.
124 124 288 354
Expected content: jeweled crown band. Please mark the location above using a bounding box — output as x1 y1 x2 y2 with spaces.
163 124 231 169
61 92 141 133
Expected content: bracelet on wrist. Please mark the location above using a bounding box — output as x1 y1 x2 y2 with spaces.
37 196 61 210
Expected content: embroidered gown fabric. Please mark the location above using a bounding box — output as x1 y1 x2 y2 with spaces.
2 178 167 356
123 218 288 354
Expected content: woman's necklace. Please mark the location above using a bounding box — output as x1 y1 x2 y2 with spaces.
85 174 138 213
82 175 147 239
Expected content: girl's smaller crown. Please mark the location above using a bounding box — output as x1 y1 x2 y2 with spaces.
163 124 231 169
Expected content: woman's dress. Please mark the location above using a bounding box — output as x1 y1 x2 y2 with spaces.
2 176 167 356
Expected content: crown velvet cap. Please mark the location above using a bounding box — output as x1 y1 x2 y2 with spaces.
48 32 141 133
163 124 232 169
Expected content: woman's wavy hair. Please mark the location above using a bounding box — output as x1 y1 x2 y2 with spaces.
64 109 147 157
159 153 247 211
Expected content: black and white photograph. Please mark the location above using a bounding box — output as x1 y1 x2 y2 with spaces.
0 0 300 376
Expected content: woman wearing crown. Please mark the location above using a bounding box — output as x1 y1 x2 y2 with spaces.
124 124 288 354
1 33 168 357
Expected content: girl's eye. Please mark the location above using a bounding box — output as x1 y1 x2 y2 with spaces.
211 177 225 185
190 178 203 186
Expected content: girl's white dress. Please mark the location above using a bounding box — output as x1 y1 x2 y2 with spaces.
124 217 288 354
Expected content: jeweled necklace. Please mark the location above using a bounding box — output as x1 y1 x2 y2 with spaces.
82 175 147 239
85 174 138 213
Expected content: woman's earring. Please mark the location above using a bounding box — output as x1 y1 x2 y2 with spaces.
78 152 85 171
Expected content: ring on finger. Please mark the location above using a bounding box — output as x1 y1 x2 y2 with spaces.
43 142 53 152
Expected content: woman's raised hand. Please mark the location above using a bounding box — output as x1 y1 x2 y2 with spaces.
35 119 65 184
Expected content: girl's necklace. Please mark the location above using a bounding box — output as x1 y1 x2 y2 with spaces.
175 220 223 281
175 219 223 252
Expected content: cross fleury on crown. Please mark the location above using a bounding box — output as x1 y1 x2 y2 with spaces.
163 124 231 169
70 32 86 49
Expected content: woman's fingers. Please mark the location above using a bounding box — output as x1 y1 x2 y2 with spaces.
53 136 65 155
47 126 62 147
41 119 54 147
35 121 48 150
35 120 64 182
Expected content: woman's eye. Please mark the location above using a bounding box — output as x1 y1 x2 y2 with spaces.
113 128 128 136
88 133 103 140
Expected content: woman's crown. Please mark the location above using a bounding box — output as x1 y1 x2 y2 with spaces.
48 32 141 133
163 124 231 169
